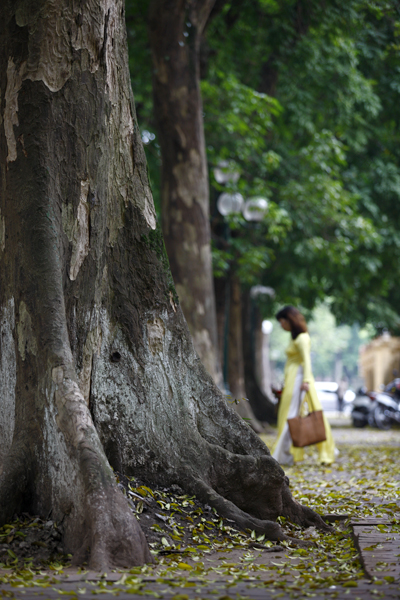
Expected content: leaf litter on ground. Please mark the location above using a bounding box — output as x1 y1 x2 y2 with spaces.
0 425 399 598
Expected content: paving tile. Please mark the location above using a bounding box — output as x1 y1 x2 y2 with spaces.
352 518 400 582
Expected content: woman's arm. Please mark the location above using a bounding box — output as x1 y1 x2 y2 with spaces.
296 334 313 386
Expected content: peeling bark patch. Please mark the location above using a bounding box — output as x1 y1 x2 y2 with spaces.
80 326 102 405
16 1 115 93
143 191 157 230
147 318 165 355
175 124 187 148
171 150 208 211
103 2 118 98
52 366 64 384
20 2 73 92
0 298 16 465
17 300 37 361
4 59 25 163
69 180 90 281
0 210 5 252
169 291 177 313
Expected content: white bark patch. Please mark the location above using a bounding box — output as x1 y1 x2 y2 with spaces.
52 366 64 384
200 243 212 266
0 210 5 252
69 180 90 281
172 86 189 118
4 59 25 163
17 2 74 92
175 125 187 149
181 223 199 259
147 318 165 356
103 0 119 100
79 326 102 405
143 189 157 230
112 102 157 231
17 300 37 361
196 301 205 316
0 298 16 469
23 9 73 92
172 149 206 209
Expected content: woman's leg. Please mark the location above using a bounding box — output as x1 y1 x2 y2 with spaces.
272 368 303 465
316 413 336 464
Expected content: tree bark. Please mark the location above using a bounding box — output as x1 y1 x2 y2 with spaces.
214 275 228 378
148 0 222 385
0 0 329 571
242 291 277 424
0 0 155 570
228 275 266 433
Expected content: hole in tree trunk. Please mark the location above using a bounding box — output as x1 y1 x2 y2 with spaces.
110 351 121 363
104 440 123 473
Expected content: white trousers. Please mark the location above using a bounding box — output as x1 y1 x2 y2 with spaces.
272 367 304 466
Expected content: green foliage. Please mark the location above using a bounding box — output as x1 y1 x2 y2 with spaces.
126 0 400 332
202 73 281 177
125 0 161 215
205 0 400 332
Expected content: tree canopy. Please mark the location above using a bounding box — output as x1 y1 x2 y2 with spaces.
127 0 400 333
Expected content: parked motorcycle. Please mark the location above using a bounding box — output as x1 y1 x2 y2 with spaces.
373 379 400 430
351 387 376 428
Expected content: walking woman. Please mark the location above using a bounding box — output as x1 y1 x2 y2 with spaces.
272 306 336 466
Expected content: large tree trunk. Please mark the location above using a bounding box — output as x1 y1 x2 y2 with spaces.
148 0 222 385
0 0 154 570
0 0 328 571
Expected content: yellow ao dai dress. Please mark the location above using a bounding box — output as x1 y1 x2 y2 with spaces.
272 332 336 465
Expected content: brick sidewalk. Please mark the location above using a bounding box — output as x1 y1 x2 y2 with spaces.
1 427 399 599
352 517 400 581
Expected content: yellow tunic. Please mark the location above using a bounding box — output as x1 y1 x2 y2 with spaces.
273 332 335 464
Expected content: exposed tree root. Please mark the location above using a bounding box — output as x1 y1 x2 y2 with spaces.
72 485 153 570
187 477 314 548
281 484 333 532
55 372 153 569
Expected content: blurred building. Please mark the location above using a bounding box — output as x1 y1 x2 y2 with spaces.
359 332 400 390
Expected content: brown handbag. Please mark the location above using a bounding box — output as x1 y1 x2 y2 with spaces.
287 392 327 448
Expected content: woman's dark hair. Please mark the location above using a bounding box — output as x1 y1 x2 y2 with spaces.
275 305 308 339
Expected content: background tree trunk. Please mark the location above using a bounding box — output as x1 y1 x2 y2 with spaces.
242 291 277 424
0 0 329 570
228 275 266 433
148 0 223 386
214 275 228 382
